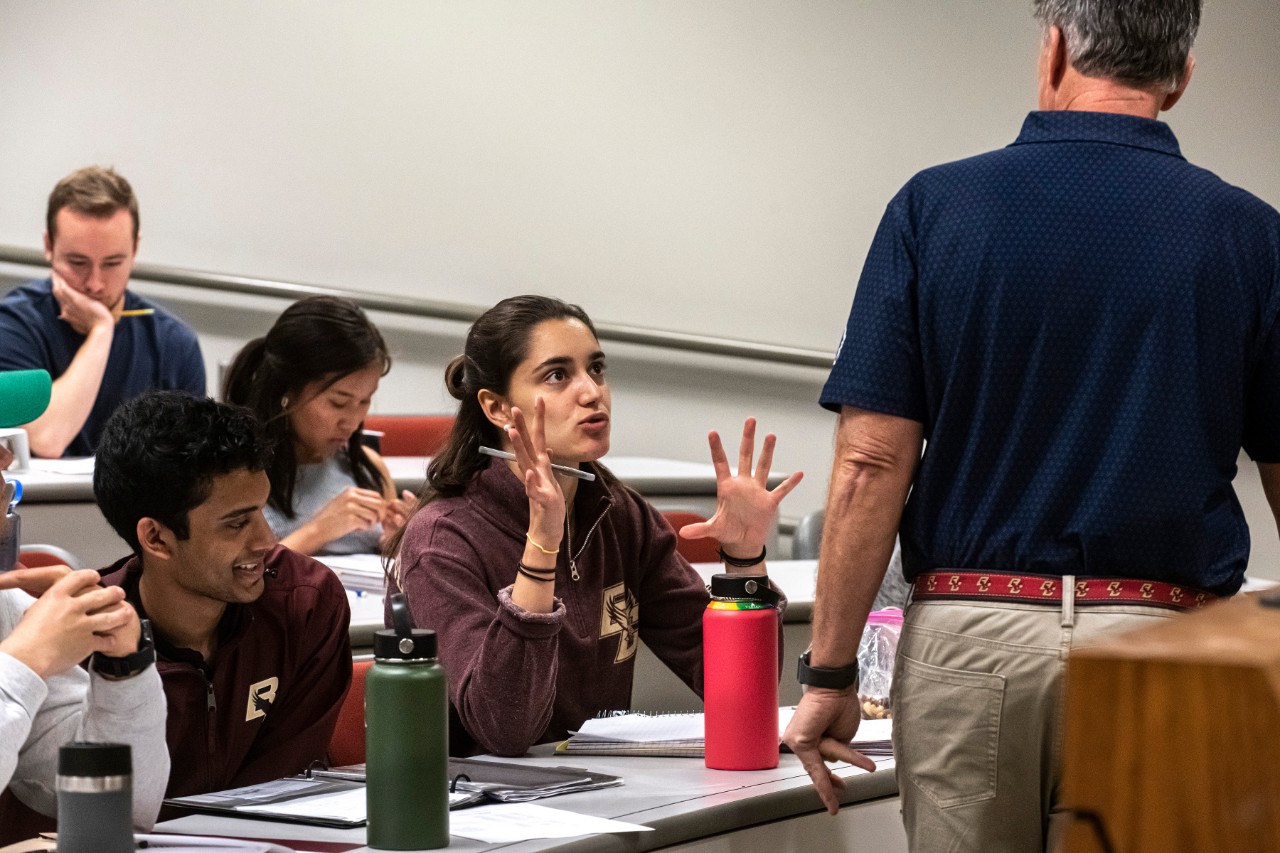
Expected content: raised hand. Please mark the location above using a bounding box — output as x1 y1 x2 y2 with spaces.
50 268 114 336
507 399 566 550
680 418 803 559
0 569 140 679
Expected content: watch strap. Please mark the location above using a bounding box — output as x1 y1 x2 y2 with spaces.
92 618 156 679
796 649 859 690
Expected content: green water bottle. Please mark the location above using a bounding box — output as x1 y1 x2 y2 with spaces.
366 594 449 849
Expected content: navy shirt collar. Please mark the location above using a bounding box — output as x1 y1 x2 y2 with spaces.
1011 110 1184 160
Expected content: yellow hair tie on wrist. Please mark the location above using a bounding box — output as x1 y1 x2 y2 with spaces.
526 533 560 555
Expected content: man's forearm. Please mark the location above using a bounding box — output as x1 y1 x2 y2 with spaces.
809 407 921 668
25 325 112 457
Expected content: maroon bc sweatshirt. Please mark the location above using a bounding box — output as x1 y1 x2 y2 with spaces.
101 545 352 797
389 458 783 757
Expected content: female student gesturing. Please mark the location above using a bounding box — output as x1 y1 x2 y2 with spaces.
385 295 800 756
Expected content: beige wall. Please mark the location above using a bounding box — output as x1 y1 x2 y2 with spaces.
1 0 1277 575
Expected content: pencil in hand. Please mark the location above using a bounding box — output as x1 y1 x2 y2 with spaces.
118 308 155 317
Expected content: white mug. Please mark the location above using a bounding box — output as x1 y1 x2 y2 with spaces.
0 428 31 472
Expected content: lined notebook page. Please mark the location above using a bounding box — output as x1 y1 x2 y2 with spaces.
572 708 814 743
573 713 703 743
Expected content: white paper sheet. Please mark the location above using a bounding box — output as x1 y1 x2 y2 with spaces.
448 802 654 843
237 787 367 821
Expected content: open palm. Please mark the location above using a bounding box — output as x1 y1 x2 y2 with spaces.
681 418 802 555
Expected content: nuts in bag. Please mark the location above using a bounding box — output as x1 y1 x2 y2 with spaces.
856 608 903 719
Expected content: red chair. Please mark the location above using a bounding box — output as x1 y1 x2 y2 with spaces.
19 544 82 570
328 659 373 767
661 511 721 565
363 415 454 457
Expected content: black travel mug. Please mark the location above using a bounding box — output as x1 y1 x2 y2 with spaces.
56 742 133 853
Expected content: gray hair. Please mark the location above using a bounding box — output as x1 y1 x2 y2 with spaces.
1033 0 1201 92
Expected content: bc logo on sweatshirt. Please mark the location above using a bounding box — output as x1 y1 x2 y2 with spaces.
246 677 279 721
599 583 639 663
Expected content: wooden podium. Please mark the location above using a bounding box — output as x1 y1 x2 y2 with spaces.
1059 591 1280 852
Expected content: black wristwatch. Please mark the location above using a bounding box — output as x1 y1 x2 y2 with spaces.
92 619 156 679
796 649 859 690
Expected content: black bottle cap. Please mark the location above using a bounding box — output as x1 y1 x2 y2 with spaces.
58 742 131 777
374 626 438 660
376 592 438 659
709 573 776 604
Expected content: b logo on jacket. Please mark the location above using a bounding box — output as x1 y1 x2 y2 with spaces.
246 677 279 721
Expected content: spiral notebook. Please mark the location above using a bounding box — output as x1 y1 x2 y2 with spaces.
556 708 893 759
557 711 706 757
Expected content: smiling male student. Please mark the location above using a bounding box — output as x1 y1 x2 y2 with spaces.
94 391 351 797
0 166 205 458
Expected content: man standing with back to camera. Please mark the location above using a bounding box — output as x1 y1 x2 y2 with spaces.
784 1 1280 850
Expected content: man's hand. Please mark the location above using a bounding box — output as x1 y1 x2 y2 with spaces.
51 268 114 336
0 569 139 678
782 687 876 815
0 564 74 598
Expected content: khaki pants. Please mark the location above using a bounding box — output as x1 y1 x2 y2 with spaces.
891 596 1177 853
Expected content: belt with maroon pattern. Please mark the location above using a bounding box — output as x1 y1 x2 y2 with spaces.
911 570 1216 612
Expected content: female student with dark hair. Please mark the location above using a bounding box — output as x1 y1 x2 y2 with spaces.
385 294 801 756
223 296 414 555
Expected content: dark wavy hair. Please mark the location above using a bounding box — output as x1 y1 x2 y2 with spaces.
222 296 390 519
382 294 615 564
94 391 270 555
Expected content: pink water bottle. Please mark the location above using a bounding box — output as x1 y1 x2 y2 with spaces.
703 573 780 770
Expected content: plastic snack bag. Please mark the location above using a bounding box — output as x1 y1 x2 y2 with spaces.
856 608 903 719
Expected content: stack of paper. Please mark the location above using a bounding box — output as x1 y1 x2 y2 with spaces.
321 553 388 593
558 708 894 759
560 712 705 757
847 717 893 757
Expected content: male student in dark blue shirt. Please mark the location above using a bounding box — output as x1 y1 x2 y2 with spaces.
0 166 204 458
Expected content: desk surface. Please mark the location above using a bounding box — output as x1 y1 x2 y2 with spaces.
156 749 898 853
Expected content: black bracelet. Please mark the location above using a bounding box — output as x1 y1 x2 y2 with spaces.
517 562 556 583
718 545 766 568
518 560 556 575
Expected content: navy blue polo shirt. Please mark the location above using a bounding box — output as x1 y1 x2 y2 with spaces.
0 279 206 457
822 111 1280 595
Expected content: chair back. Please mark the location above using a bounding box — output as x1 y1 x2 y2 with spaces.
791 509 826 560
363 415 455 457
328 659 373 767
19 543 82 570
661 510 721 564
